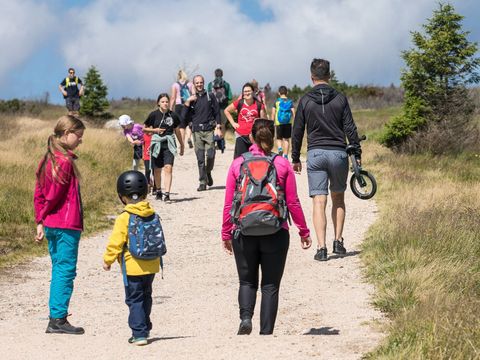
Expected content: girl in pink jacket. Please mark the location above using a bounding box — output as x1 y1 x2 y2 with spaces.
34 115 85 335
222 118 312 335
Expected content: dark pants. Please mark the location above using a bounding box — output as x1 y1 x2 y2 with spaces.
232 228 290 334
193 130 215 185
125 274 155 338
234 136 252 159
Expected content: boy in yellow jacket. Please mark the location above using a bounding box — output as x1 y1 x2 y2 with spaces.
103 171 161 346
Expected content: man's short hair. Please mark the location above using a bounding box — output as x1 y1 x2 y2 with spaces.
310 59 330 81
68 67 75 73
214 68 223 77
193 75 204 83
278 86 288 95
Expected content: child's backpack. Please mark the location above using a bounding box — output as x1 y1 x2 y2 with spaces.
127 213 167 259
276 98 293 124
230 152 288 236
178 82 191 104
212 78 228 107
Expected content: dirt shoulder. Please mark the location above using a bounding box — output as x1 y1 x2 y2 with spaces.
0 146 384 360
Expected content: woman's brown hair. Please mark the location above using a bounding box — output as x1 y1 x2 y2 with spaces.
37 115 85 184
251 118 275 154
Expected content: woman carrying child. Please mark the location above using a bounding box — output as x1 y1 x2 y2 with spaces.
34 115 86 335
144 93 185 202
221 119 312 335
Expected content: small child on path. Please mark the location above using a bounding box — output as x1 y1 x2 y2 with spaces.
34 115 86 335
103 171 162 346
118 114 144 171
271 86 295 159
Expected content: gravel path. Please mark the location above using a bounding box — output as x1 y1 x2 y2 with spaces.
0 145 383 360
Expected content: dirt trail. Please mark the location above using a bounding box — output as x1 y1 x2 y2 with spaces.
0 145 383 360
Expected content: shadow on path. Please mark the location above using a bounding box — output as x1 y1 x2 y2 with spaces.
328 250 361 261
148 335 194 343
303 327 340 336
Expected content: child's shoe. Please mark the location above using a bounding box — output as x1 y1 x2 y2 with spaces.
155 191 163 201
128 336 148 346
163 193 171 202
45 317 84 335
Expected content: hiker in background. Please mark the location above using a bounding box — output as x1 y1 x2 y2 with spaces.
103 171 165 346
224 83 266 159
291 58 362 262
34 115 86 335
208 68 232 151
181 75 221 191
59 68 84 116
222 118 312 335
271 86 295 159
144 93 184 202
251 79 268 119
170 69 195 149
118 114 144 172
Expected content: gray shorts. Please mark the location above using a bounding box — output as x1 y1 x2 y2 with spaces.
306 148 348 196
66 97 80 111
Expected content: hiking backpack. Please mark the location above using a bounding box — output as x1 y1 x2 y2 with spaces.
230 152 288 236
178 82 191 104
127 213 167 259
276 98 293 124
212 78 228 107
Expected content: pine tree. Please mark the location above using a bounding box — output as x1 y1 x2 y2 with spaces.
381 3 480 153
80 66 110 117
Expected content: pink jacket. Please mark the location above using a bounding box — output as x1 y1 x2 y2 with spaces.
222 144 310 240
34 151 83 231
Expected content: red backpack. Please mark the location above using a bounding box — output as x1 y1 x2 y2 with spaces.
230 152 288 236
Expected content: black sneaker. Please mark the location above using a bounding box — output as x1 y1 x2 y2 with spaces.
155 192 163 201
163 193 171 202
46 317 84 335
197 184 207 192
206 172 213 187
333 238 347 254
237 319 252 335
314 247 328 262
151 187 157 196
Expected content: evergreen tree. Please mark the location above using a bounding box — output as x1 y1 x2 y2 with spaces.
381 3 480 153
80 66 109 117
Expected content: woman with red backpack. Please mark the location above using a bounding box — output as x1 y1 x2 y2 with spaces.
224 83 267 159
221 118 312 335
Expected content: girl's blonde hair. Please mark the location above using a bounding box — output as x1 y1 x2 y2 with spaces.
36 115 85 184
177 69 188 82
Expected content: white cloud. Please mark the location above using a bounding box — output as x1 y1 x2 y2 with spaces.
0 0 54 82
57 0 465 98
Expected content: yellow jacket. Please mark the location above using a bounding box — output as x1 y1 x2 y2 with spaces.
103 201 160 275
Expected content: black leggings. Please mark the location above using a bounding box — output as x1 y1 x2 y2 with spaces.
232 228 289 335
234 136 252 159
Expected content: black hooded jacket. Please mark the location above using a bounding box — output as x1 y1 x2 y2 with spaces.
291 83 361 163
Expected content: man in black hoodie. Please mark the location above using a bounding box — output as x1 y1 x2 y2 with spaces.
291 58 361 262
182 75 221 191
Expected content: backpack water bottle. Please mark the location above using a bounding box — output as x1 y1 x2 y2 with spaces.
230 152 288 236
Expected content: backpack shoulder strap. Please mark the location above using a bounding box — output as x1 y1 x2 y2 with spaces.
236 99 244 113
255 100 262 116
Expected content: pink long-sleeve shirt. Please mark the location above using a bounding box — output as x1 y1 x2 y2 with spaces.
34 150 83 231
222 143 310 241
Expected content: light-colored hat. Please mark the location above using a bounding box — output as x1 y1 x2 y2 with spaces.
118 114 133 126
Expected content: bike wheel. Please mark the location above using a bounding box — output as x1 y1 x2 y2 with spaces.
350 170 377 200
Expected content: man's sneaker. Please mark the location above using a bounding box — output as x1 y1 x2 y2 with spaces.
45 317 84 335
128 336 148 346
155 191 163 201
163 193 171 202
237 319 252 335
151 187 157 196
314 247 328 262
187 139 193 149
333 238 347 254
206 172 213 187
197 184 207 192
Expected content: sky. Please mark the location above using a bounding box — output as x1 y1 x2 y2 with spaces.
0 0 479 104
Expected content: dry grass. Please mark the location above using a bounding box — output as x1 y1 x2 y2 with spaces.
361 141 480 359
0 115 131 267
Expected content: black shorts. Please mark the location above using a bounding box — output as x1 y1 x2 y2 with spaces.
276 124 292 140
133 145 143 160
66 97 80 111
152 146 174 168
175 104 191 128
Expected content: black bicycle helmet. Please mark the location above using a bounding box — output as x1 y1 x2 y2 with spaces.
117 170 148 203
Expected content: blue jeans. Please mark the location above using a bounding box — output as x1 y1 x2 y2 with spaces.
45 227 81 319
125 274 155 338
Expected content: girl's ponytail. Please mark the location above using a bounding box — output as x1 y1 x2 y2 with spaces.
251 118 275 154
